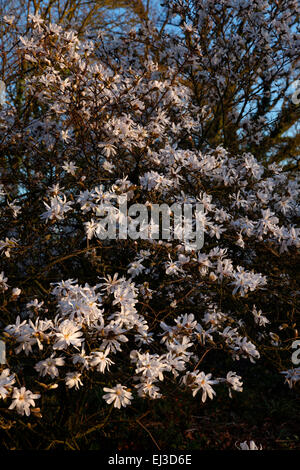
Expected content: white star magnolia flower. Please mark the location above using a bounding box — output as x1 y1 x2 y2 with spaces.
280 368 300 388
41 195 73 221
103 384 133 409
62 161 78 175
90 349 114 373
0 271 9 291
35 354 65 378
11 287 21 299
192 371 218 402
65 371 83 390
226 371 243 397
53 320 84 350
252 305 269 327
135 379 162 399
28 13 44 26
61 130 71 142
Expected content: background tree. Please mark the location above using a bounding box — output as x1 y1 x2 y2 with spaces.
0 11 299 450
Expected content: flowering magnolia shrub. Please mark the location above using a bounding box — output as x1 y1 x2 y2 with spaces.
0 9 299 449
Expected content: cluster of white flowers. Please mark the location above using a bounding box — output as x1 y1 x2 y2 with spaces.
0 368 40 416
280 368 300 389
238 440 263 450
1 275 251 413
0 271 9 292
